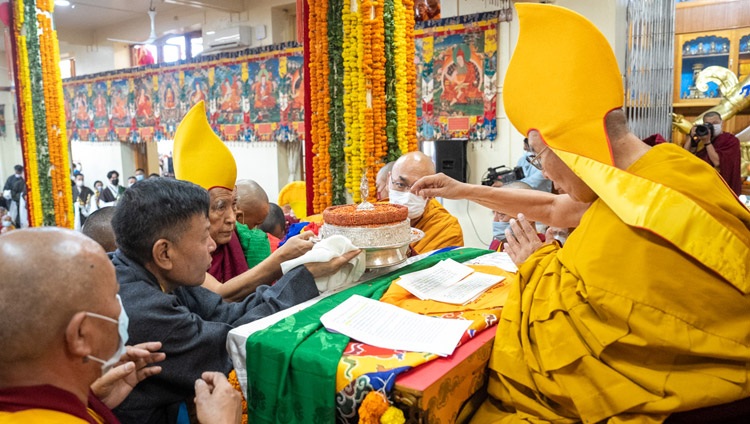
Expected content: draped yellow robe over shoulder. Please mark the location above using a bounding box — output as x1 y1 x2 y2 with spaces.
473 144 750 424
411 198 464 254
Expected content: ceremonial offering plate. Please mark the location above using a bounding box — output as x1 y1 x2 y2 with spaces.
360 228 424 269
320 224 424 268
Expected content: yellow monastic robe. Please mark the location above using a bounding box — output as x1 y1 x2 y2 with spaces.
411 198 464 254
473 144 750 424
0 410 91 423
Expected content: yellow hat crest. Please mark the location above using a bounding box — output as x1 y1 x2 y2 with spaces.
504 4 623 165
173 101 237 191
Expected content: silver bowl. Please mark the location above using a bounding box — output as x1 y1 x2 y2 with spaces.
361 228 424 269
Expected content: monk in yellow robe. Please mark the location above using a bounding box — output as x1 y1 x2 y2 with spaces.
412 4 750 423
389 151 464 254
0 228 170 424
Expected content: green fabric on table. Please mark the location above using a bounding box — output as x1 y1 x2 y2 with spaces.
236 223 272 269
246 247 491 424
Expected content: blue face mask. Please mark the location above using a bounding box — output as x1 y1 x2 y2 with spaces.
85 294 129 374
492 221 510 240
135 174 144 181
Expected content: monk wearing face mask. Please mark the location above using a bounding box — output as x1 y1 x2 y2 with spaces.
388 151 463 255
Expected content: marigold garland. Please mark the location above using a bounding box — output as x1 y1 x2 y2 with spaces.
393 0 410 156
358 390 390 424
402 0 418 153
227 370 249 424
309 0 417 207
310 0 331 213
342 1 364 201
12 0 72 227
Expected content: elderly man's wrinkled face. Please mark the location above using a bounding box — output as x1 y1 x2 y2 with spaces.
208 187 237 246
527 131 597 203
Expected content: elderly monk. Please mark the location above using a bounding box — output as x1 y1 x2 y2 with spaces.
389 151 463 254
110 177 358 423
412 5 750 423
0 228 165 423
234 179 273 268
173 102 314 302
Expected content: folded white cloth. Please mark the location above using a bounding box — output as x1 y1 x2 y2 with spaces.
280 235 365 293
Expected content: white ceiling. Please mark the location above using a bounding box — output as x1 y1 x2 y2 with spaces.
53 0 184 33
52 0 246 40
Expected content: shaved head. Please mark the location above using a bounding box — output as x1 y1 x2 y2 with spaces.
392 151 436 180
0 228 115 362
82 206 117 252
235 179 269 228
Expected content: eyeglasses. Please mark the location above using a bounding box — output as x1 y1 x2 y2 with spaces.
526 145 550 171
390 178 414 192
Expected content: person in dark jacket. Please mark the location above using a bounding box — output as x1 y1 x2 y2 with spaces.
110 178 358 424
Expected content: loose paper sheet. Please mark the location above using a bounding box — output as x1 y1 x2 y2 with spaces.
320 295 471 356
396 258 506 304
464 251 518 273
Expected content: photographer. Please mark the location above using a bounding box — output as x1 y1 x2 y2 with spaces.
486 138 552 192
682 112 742 195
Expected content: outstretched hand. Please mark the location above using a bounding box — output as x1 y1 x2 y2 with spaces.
276 231 315 260
410 173 466 200
304 249 362 279
194 372 242 424
503 214 554 265
91 341 166 408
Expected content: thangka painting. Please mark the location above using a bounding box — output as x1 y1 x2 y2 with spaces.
91 81 109 140
416 11 503 141
212 64 244 125
110 79 132 141
159 71 181 133
183 68 210 109
62 43 305 143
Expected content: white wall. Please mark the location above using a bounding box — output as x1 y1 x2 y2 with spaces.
0 50 23 181
71 141 128 186
227 142 283 202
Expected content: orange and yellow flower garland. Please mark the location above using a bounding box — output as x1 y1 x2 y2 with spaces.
393 0 409 155
368 0 387 198
342 2 364 201
39 12 73 227
309 0 417 207
310 0 331 213
403 0 418 152
12 0 72 227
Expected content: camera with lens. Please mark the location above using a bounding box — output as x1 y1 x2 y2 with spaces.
691 123 714 146
482 166 525 186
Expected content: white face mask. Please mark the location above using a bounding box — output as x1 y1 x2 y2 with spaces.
492 221 510 240
85 294 129 374
389 190 427 220
712 123 722 135
2 220 11 227
75 180 84 187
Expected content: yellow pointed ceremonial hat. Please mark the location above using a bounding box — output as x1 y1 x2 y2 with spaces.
173 101 237 191
503 4 623 165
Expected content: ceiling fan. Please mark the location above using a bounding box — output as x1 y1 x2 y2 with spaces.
107 1 159 45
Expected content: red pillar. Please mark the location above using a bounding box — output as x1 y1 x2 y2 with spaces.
302 0 314 215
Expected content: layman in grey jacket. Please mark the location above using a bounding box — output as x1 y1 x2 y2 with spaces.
110 178 358 424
